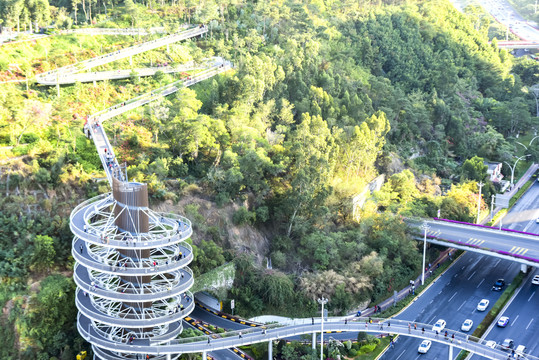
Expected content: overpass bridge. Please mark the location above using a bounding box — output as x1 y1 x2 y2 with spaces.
493 40 539 49
409 218 539 268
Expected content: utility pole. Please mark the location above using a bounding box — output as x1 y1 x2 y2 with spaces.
531 84 539 118
476 182 484 224
490 194 495 221
421 222 430 286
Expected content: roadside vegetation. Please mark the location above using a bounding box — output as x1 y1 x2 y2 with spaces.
0 0 538 358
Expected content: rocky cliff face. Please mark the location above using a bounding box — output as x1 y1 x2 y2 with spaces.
155 195 270 265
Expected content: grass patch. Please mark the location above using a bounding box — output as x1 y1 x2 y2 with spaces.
355 336 391 359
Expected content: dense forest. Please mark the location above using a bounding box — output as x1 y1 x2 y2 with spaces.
0 0 538 358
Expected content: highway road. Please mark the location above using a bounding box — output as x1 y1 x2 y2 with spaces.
379 253 521 360
380 181 539 360
470 268 539 360
448 0 539 42
501 181 539 234
468 183 539 359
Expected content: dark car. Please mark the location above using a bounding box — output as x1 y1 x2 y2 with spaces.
492 278 505 291
501 338 514 351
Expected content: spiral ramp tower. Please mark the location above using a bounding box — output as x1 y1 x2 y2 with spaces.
70 94 195 360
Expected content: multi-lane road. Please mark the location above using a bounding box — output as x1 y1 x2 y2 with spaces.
380 180 539 360
449 0 539 42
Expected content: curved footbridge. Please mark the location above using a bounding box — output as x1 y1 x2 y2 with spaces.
77 316 533 360
36 24 208 85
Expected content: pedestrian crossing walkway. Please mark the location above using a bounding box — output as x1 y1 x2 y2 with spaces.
509 246 529 255
428 230 441 237
467 238 485 246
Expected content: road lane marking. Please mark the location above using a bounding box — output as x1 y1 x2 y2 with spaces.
457 300 466 311
519 249 528 255
526 319 533 330
528 292 535 302
477 279 484 288
429 299 434 304
449 291 458 302
467 271 477 280
494 259 501 267
477 240 485 246
510 246 517 252
396 350 406 360
511 315 519 326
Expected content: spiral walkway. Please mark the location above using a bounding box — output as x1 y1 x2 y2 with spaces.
65 25 231 360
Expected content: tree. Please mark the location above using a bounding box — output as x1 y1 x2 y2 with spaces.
123 0 139 27
30 235 55 273
283 113 337 237
461 156 488 182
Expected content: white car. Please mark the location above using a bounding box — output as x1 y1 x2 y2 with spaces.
477 299 489 311
485 340 497 349
532 275 539 285
432 319 446 332
461 319 473 332
418 340 432 354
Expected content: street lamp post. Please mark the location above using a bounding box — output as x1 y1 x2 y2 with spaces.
504 155 531 186
317 297 328 360
529 135 539 146
421 223 430 286
476 182 484 224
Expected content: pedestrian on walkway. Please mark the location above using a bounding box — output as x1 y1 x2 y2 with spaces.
80 245 83 254
414 323 417 330
207 337 210 345
345 319 347 325
312 317 314 325
238 331 242 339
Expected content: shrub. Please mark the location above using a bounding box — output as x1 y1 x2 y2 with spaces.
232 206 256 225
255 206 269 223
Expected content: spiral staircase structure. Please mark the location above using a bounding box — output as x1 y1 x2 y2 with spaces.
63 25 229 360
70 180 194 359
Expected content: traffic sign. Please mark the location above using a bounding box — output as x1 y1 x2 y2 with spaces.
495 194 510 208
